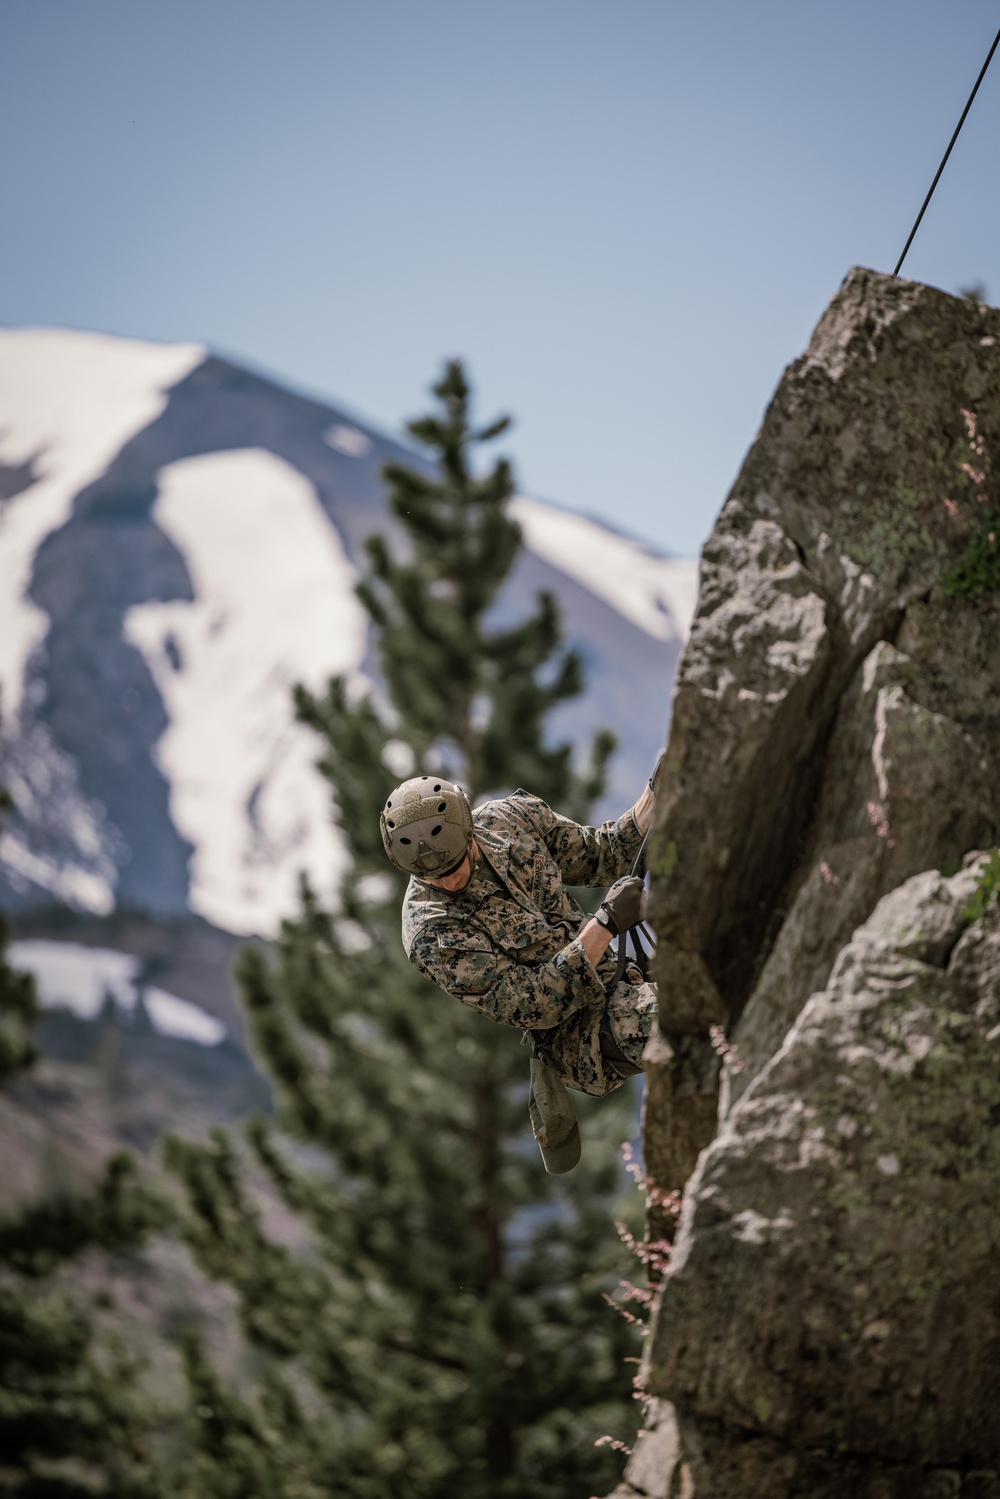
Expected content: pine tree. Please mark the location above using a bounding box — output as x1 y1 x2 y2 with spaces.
0 796 170 1496
165 363 641 1498
359 361 612 808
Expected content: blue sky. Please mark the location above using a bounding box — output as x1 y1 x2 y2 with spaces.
3 1 999 556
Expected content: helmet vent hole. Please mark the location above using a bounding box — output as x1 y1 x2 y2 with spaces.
400 836 412 845
431 825 442 837
387 819 395 828
437 801 447 812
434 783 441 791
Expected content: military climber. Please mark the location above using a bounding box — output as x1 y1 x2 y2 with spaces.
380 773 659 1171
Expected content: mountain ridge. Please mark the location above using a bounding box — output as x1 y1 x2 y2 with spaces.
0 327 696 942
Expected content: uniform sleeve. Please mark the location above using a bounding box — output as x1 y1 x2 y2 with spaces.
509 790 643 888
410 925 608 1033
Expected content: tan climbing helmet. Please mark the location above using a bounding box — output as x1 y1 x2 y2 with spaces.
380 775 474 878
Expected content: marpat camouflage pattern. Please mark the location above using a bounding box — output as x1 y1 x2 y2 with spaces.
403 790 657 1096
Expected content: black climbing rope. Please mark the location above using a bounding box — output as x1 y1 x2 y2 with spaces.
601 829 656 1000
894 23 1000 277
629 828 649 880
606 916 654 1001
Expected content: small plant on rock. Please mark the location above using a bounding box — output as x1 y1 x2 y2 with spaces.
964 849 1000 924
941 408 1000 599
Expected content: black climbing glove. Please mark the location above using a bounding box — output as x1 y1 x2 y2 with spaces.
599 876 648 937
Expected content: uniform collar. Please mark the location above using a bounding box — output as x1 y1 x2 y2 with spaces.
417 828 513 915
472 825 510 884
463 828 544 926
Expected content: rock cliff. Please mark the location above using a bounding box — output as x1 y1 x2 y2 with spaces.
625 268 1000 1495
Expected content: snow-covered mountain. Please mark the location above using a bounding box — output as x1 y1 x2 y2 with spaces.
0 328 697 942
10 938 227 1046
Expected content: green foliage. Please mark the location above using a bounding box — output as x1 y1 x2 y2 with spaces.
359 358 615 808
964 849 1000 925
166 362 638 1496
173 1328 330 1499
941 406 1000 600
0 911 39 1082
941 505 1000 599
0 1152 170 1277
0 1283 159 1499
0 917 170 1496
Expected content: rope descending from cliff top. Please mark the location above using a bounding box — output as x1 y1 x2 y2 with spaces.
629 828 649 880
894 23 1000 277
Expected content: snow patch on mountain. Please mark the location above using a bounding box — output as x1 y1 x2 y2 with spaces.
324 423 372 457
0 329 205 717
124 449 369 935
509 495 698 642
0 833 114 915
0 720 122 915
9 939 227 1046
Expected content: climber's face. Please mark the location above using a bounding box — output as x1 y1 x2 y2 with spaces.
422 842 478 892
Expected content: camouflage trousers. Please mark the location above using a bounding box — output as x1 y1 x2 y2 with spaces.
537 975 658 1098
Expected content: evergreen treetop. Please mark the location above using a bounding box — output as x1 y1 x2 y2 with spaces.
165 361 640 1498
360 358 613 808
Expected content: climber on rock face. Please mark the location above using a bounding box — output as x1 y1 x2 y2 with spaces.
380 772 659 1171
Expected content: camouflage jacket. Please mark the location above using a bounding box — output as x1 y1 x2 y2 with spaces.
402 790 646 1094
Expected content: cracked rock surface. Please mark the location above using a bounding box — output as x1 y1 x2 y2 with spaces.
646 267 1000 1197
635 866 1000 1496
631 267 1000 1495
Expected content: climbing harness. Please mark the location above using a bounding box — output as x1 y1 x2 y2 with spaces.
600 852 653 1073
599 829 656 1001
894 24 1000 277
606 916 653 999
603 775 658 1000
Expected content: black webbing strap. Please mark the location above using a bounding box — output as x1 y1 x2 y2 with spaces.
606 919 652 998
599 922 653 1080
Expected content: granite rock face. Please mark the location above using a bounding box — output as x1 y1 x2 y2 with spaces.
627 864 1000 1496
646 267 1000 1194
632 268 1000 1494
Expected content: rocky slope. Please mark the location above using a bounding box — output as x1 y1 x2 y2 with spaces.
624 268 1000 1495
